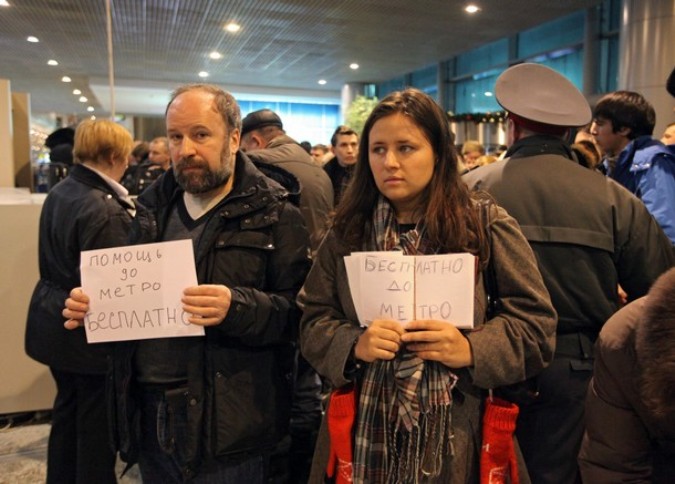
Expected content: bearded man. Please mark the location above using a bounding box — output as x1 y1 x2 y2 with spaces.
64 84 311 482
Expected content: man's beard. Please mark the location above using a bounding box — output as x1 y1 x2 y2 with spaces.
175 148 234 195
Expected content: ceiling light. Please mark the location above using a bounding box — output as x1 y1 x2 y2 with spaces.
224 22 241 33
318 79 327 85
349 63 359 70
0 1 10 7
47 59 58 66
465 4 481 14
27 36 39 43
209 51 222 60
87 106 94 112
198 71 209 78
61 76 71 83
484 91 493 97
90 115 96 120
73 89 81 95
79 96 88 102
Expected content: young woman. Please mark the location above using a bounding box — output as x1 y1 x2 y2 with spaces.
26 119 134 484
298 89 557 483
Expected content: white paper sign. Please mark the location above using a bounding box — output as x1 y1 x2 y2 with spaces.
344 252 475 328
80 239 204 343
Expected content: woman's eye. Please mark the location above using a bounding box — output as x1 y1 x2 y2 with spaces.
371 146 385 155
400 145 413 153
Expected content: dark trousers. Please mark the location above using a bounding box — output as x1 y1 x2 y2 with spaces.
138 387 266 483
47 369 116 484
515 356 592 484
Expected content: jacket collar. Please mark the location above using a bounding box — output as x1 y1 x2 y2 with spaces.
505 134 575 160
137 151 288 218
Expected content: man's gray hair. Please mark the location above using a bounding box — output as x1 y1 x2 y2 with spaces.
166 84 242 132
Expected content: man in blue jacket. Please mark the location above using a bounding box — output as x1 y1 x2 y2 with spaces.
591 90 675 243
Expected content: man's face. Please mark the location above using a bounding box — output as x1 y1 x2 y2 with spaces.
166 89 240 195
462 150 482 169
661 125 675 145
590 116 629 157
332 134 359 167
310 148 325 163
148 141 170 167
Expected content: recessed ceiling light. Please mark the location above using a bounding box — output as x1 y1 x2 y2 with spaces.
318 79 327 85
0 1 10 7
61 76 71 83
224 22 241 33
209 51 222 60
465 4 480 13
349 63 359 70
484 91 493 97
27 36 39 43
79 96 88 102
47 59 58 66
87 106 94 112
73 89 81 95
198 71 209 78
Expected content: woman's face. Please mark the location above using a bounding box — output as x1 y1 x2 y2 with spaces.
369 112 435 223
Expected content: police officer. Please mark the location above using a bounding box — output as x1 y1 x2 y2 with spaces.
464 63 674 484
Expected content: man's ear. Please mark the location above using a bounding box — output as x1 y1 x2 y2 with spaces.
617 126 631 138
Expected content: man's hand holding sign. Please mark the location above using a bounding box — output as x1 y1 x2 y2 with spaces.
64 240 219 341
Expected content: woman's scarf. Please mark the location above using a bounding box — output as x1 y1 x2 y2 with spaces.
352 195 459 483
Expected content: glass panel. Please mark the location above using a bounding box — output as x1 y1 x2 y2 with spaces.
518 11 584 58
454 73 500 114
456 39 509 75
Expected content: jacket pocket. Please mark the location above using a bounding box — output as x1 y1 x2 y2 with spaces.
210 230 275 288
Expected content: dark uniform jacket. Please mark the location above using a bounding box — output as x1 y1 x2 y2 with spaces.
26 164 134 373
110 153 311 478
464 135 674 347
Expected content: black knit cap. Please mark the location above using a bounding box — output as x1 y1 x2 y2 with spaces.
241 109 283 135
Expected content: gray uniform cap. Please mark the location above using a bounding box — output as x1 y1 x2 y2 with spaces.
495 63 591 127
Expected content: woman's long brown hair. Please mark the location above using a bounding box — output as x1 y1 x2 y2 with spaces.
333 88 488 262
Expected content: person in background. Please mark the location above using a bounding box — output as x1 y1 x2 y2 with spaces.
299 88 556 483
591 90 675 243
26 119 135 484
130 136 171 195
461 139 486 170
63 84 310 483
579 267 675 482
240 108 334 253
323 125 359 205
572 139 602 170
310 143 329 165
661 122 675 145
299 140 312 154
464 63 675 484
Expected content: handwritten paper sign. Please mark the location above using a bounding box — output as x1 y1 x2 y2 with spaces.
344 252 475 328
80 239 204 343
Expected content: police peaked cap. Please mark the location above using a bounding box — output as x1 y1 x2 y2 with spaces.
495 63 591 128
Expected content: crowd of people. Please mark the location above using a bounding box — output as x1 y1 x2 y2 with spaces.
26 63 675 484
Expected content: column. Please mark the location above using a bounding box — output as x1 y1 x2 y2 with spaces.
340 82 366 123
582 7 600 96
619 0 675 136
12 92 32 190
0 79 15 187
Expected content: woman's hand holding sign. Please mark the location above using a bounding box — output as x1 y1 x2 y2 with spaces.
401 320 474 368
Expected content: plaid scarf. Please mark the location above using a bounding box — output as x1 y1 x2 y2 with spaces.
352 196 459 483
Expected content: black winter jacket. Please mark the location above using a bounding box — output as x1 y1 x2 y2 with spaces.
110 153 311 479
26 164 134 373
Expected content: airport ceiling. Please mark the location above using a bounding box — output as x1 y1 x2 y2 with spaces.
0 0 604 117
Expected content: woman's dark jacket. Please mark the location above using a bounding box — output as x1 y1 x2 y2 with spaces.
110 154 311 478
26 164 134 374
